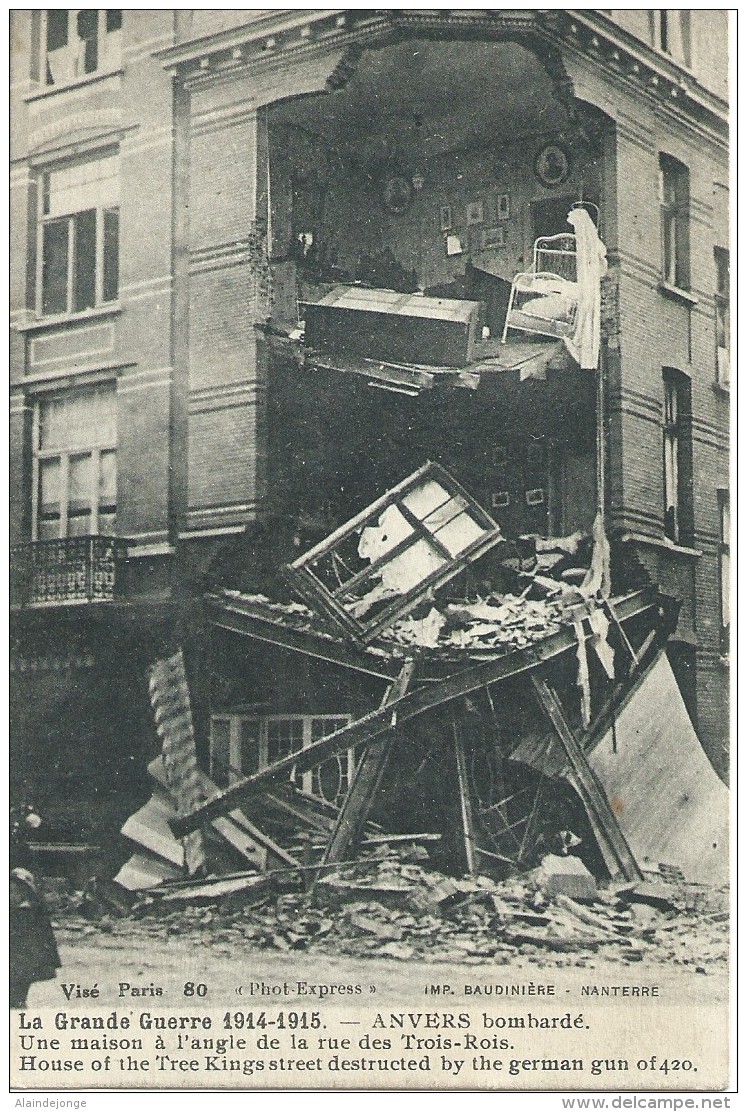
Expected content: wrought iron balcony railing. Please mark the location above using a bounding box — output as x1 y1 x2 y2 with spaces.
10 536 129 607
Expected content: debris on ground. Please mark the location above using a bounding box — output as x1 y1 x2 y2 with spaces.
529 854 597 902
106 466 726 972
54 845 729 973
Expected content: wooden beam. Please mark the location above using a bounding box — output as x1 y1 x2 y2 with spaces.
453 712 477 875
530 674 643 882
210 808 299 870
320 660 417 867
601 596 639 670
172 591 659 836
148 758 296 869
263 791 334 834
205 595 400 681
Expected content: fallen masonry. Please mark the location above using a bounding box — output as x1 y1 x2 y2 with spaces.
103 465 728 960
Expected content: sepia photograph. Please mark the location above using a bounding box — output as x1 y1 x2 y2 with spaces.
9 7 732 1098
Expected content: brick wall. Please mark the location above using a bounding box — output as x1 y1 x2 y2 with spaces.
182 87 263 536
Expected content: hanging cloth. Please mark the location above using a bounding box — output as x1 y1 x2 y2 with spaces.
581 509 612 600
573 619 592 728
564 207 608 370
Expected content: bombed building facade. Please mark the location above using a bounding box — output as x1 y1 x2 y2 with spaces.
9 11 729 879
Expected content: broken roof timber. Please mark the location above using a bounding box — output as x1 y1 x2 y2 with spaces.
173 588 660 837
204 593 402 681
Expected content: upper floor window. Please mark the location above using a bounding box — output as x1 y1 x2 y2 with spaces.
38 152 119 316
659 154 690 291
34 385 117 540
714 247 730 388
662 368 693 546
650 10 691 68
45 10 122 87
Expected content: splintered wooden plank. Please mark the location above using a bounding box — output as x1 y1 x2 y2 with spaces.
211 810 298 869
321 660 417 866
172 591 660 837
121 791 185 868
148 757 292 870
158 873 270 905
263 791 335 834
530 674 642 882
453 713 477 875
114 851 183 892
205 593 400 681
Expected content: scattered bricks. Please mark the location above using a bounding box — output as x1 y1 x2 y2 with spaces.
409 876 466 916
313 876 427 914
531 854 597 902
377 940 415 960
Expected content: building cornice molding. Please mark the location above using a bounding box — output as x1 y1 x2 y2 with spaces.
546 10 727 135
156 10 565 98
155 8 727 138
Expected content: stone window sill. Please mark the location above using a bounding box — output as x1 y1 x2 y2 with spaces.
619 531 702 559
14 304 122 334
658 282 699 308
25 69 124 104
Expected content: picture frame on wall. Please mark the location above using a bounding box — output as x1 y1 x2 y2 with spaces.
533 141 572 187
481 225 506 250
466 200 484 225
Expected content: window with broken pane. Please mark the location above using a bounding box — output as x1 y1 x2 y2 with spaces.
288 463 503 642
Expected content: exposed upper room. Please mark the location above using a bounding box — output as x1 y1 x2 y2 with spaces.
264 37 611 337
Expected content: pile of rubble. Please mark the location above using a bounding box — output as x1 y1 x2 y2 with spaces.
66 846 728 973
216 587 569 661
113 464 724 934
381 595 565 654
215 522 607 662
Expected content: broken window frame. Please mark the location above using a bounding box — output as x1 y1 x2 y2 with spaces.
286 461 503 644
